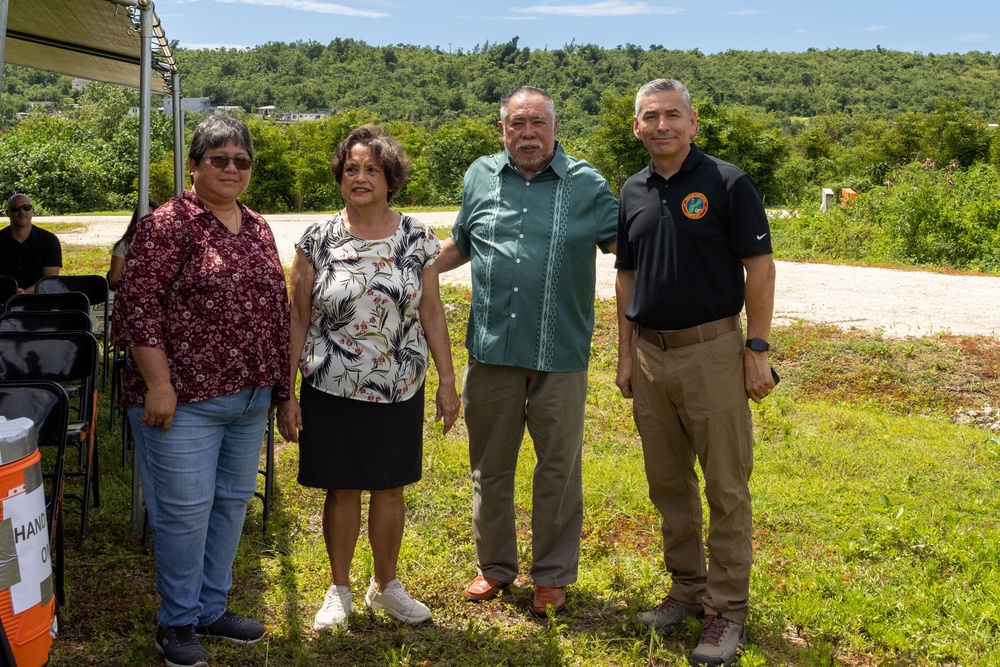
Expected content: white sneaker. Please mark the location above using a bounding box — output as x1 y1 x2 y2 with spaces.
313 585 352 630
364 577 431 624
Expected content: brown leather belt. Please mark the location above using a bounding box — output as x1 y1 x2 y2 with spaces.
637 315 741 350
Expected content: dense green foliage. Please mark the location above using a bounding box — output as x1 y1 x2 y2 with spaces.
5 43 1000 272
773 161 1000 272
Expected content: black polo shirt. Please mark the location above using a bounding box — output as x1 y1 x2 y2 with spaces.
0 225 63 290
615 144 771 331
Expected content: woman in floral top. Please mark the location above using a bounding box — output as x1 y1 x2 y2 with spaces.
112 114 289 667
277 125 459 630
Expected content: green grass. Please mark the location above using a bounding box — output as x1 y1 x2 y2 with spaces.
43 248 1000 666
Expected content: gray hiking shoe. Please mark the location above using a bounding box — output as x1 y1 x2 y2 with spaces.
636 595 703 634
688 614 748 666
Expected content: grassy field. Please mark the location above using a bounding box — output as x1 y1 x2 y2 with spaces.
40 242 1000 666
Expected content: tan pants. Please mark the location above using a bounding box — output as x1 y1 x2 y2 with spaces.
632 328 754 624
462 358 587 587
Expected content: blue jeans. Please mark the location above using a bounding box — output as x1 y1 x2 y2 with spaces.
128 386 271 627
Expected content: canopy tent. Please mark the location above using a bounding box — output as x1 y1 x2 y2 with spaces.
0 0 186 203
2 0 174 93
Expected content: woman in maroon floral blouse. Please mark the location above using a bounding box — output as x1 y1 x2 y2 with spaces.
111 114 289 667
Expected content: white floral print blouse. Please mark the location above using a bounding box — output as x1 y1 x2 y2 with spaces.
297 211 440 403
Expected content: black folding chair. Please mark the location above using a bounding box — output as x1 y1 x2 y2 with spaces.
0 310 93 333
0 331 101 538
0 276 17 311
254 414 276 533
0 380 70 606
36 275 111 386
5 291 90 314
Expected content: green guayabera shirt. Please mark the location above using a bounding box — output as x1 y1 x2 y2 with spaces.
452 142 619 373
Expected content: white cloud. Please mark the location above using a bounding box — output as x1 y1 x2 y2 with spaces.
215 0 388 18
958 32 988 43
514 1 682 18
724 9 763 16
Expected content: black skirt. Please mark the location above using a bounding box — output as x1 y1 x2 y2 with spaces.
297 380 424 491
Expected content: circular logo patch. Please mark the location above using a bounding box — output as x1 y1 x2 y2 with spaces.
682 193 708 219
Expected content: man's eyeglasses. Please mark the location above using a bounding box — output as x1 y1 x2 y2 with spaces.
7 204 33 213
200 155 253 171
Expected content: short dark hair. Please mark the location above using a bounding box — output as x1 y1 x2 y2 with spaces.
188 114 254 161
330 125 411 203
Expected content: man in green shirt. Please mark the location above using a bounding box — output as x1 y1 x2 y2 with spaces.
434 86 618 615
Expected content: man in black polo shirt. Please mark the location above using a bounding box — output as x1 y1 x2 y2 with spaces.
1 194 62 293
614 78 776 667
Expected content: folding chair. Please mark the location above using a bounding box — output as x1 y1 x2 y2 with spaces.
253 414 276 533
0 276 17 311
4 292 90 315
0 380 70 606
0 331 101 538
36 276 110 386
0 310 93 333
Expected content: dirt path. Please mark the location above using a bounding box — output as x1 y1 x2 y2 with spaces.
47 212 1000 339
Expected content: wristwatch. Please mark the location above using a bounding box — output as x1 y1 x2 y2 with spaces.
746 338 770 352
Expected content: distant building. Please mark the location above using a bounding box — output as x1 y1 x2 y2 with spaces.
71 78 90 90
256 105 277 119
215 105 244 115
277 111 331 122
162 97 214 116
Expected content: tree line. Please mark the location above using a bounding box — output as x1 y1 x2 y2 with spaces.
3 41 1000 272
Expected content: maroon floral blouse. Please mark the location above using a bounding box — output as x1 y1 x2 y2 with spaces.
111 191 290 407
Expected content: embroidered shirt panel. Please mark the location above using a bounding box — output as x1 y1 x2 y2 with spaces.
452 143 619 372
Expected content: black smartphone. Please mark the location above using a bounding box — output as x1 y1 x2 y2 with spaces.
770 366 780 385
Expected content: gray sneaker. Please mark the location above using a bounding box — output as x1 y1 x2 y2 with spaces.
313 585 352 630
364 577 431 624
637 595 703 634
688 614 748 666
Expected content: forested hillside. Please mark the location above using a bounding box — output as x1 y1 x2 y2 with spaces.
3 41 1000 272
6 39 1000 132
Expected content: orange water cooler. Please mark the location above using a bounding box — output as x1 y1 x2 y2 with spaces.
0 416 56 667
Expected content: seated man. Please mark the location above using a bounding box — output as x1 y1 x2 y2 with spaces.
1 194 62 293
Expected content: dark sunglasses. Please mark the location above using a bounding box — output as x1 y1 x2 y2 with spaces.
8 204 33 213
200 155 253 171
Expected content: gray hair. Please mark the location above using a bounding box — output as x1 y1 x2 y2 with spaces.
500 86 556 123
188 114 254 161
635 78 692 115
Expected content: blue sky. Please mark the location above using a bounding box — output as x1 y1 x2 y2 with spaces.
154 0 999 54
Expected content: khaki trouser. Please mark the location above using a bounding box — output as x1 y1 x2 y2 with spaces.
462 358 587 587
632 328 754 624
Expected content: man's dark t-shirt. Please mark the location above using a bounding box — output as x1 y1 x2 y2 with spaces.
0 226 63 290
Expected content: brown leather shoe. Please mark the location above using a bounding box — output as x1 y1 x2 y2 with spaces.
464 575 506 602
530 585 566 616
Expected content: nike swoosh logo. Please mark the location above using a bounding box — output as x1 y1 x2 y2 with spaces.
756 233 768 240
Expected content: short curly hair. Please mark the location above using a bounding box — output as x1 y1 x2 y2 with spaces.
330 125 412 203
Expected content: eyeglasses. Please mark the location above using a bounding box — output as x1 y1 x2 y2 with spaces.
7 204 33 213
200 155 253 171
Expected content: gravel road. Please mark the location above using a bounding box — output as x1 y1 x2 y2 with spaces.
47 211 1000 339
